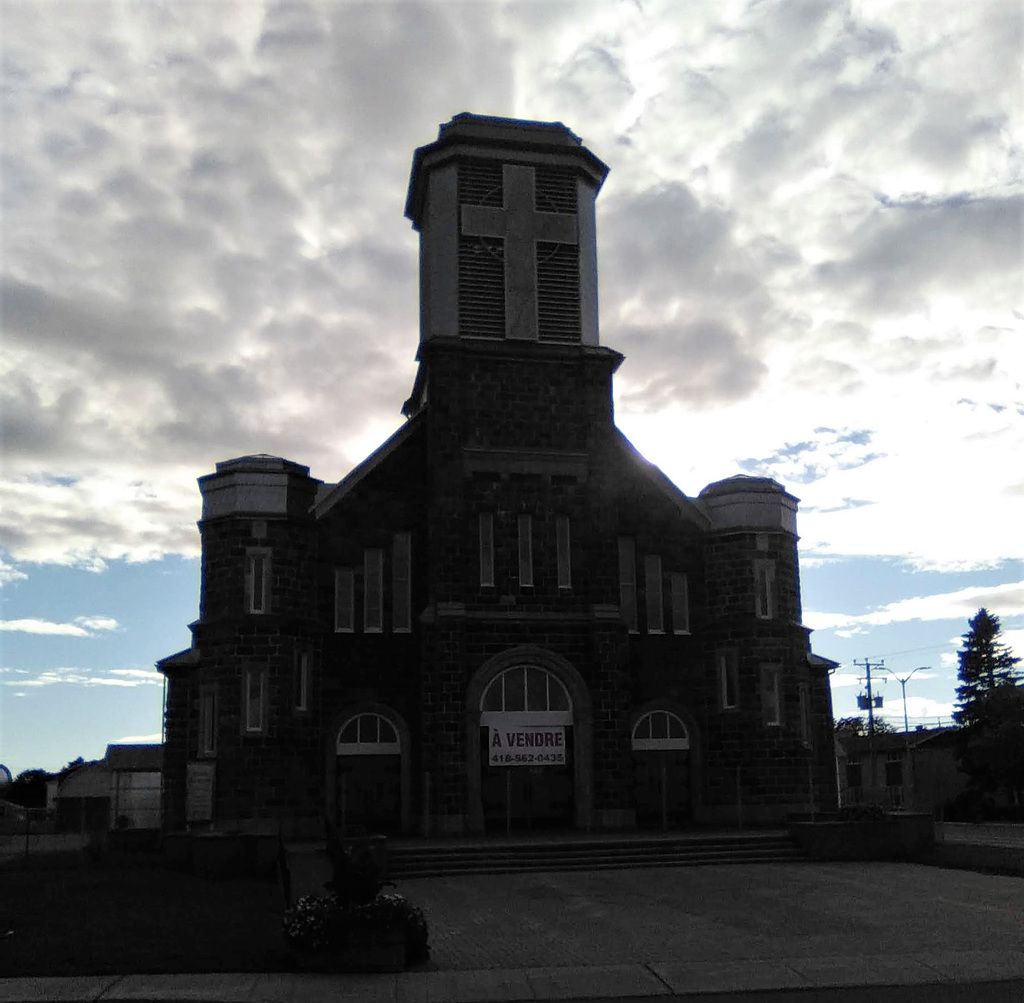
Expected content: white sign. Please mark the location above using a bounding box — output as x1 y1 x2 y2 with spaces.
489 725 566 767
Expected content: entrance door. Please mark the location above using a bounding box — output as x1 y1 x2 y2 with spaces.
479 664 574 832
631 710 691 829
481 726 574 831
336 712 402 835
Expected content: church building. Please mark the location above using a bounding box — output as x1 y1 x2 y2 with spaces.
158 113 838 838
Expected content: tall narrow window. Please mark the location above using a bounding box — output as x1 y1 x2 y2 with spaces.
755 560 775 620
334 568 354 632
644 554 663 633
618 537 637 632
556 516 571 589
479 513 494 587
517 514 533 588
718 650 739 710
761 665 781 726
798 682 811 747
364 549 383 632
671 572 690 634
294 652 309 713
243 667 266 734
198 686 217 756
246 550 271 614
392 532 411 632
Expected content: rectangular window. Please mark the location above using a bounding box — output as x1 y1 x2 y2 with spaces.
518 514 533 588
718 650 739 710
556 516 571 589
798 682 811 746
479 513 494 587
846 759 862 790
334 568 354 632
364 549 383 632
885 751 903 788
644 554 663 633
243 667 266 734
670 572 690 634
245 550 271 614
761 665 782 726
198 686 217 756
294 652 309 713
392 532 412 632
755 560 775 620
618 537 637 632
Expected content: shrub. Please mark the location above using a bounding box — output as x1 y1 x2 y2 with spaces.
282 890 430 964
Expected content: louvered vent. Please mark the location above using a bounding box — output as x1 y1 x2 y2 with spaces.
458 161 505 339
537 242 581 342
535 166 580 342
534 166 577 214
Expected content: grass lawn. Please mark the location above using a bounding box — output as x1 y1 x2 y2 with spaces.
0 851 293 977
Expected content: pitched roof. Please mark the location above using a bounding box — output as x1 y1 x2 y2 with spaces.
313 413 424 519
105 744 162 771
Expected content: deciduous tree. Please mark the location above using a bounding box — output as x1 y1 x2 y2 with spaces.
834 715 895 737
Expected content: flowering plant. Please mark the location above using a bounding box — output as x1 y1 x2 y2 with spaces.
283 890 430 963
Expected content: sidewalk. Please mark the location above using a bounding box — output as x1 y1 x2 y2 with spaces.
4 950 1024 1003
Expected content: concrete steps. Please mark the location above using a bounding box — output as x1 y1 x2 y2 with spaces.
387 831 806 879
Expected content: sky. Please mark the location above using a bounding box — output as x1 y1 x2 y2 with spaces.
1 0 1022 779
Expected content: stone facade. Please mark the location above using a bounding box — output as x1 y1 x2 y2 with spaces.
159 114 837 838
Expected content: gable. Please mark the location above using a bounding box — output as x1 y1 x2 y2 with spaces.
314 413 426 521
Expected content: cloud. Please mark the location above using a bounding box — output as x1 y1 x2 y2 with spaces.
1 665 160 688
806 581 1024 632
739 427 884 486
0 559 27 586
111 733 162 744
0 0 1019 580
0 616 120 636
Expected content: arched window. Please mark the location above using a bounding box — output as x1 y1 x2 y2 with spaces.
479 665 572 725
631 710 689 751
336 713 400 755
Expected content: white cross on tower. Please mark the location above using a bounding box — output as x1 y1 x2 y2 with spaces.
461 164 578 341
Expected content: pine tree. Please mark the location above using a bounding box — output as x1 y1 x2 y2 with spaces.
954 608 1024 804
954 608 1021 729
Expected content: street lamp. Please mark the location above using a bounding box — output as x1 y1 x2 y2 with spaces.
884 666 929 812
886 666 928 735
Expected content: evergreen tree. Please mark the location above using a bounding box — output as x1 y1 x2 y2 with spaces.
954 608 1021 729
954 608 1024 805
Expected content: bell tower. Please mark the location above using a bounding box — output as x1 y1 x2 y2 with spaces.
405 113 609 347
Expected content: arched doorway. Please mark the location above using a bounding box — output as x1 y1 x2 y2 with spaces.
335 711 403 835
479 664 574 832
631 709 691 830
466 646 593 834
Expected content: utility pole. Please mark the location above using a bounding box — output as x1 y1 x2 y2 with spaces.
855 658 884 806
854 658 884 736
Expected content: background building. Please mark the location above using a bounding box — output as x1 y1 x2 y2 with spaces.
159 114 837 838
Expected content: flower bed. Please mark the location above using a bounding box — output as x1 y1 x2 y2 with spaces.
283 890 429 971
